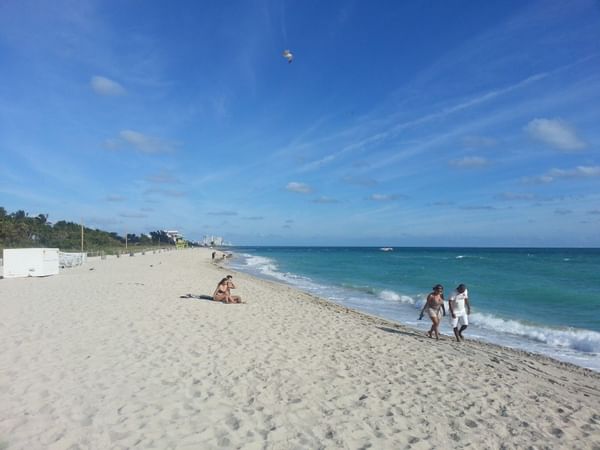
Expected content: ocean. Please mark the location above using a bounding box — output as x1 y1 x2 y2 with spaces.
226 247 600 371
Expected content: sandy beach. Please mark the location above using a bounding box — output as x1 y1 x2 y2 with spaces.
1 248 599 450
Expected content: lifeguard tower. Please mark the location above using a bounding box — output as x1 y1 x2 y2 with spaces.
175 236 187 249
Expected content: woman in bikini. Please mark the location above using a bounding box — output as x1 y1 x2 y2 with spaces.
213 278 232 303
419 284 446 340
213 277 242 303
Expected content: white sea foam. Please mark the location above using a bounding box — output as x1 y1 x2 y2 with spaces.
472 312 600 353
379 290 400 301
378 290 417 305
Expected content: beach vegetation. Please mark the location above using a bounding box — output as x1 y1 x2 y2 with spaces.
0 207 187 253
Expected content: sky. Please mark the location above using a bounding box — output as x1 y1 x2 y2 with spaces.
1 0 599 247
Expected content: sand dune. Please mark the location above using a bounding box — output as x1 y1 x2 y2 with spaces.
1 248 599 449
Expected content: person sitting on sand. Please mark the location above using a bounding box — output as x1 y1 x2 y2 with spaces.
213 277 242 304
212 278 229 302
225 275 242 303
419 284 446 340
449 283 471 342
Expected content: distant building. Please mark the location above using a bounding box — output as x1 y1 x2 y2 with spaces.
201 235 230 247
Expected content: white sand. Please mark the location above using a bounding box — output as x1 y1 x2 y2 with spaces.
1 248 599 449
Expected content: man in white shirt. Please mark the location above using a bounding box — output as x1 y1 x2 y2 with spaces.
449 283 471 342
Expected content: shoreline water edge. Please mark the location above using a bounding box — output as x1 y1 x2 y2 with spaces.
1 248 600 448
226 246 600 372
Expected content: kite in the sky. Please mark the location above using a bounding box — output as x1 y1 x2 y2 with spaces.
282 49 293 64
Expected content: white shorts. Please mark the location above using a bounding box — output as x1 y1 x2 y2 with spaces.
451 314 468 328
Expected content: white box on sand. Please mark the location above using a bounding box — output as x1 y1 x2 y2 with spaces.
2 248 60 278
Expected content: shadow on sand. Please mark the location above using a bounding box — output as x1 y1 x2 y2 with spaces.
376 326 423 338
180 294 214 301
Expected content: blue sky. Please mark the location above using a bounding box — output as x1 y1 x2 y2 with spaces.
1 0 599 246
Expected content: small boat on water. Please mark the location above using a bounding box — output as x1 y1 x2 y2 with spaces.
379 247 394 252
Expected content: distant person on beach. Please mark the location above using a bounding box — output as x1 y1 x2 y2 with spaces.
225 275 242 303
212 251 216 260
449 283 471 342
419 284 446 340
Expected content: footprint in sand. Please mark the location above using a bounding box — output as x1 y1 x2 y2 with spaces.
465 419 478 428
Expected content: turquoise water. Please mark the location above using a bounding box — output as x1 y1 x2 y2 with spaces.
228 247 600 371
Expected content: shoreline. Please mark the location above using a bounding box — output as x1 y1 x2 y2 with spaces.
224 248 600 373
2 248 599 448
216 258 599 378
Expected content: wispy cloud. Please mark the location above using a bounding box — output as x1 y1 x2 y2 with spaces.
313 196 339 204
84 216 123 227
448 156 488 168
494 192 535 201
105 194 126 202
207 211 238 216
144 188 186 197
368 193 402 201
341 175 378 187
459 205 496 210
286 182 312 193
462 136 497 148
90 76 125 96
145 172 179 184
525 165 600 183
105 130 178 154
525 118 586 151
242 216 264 220
554 208 572 215
119 212 147 218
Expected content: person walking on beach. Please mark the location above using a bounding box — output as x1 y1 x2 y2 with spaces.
419 284 446 340
449 283 471 342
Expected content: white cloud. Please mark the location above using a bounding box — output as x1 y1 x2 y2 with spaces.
525 118 586 151
526 165 600 183
286 182 312 193
449 156 488 168
119 130 177 154
368 193 400 201
91 76 125 96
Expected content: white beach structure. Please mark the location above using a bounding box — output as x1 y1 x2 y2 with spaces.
59 252 87 268
2 248 60 278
